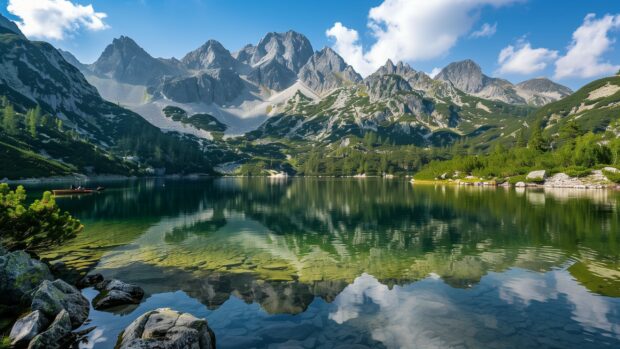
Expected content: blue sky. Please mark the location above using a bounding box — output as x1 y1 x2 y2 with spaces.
2 0 620 89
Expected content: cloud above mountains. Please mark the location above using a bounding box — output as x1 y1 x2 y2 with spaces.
7 0 108 40
497 39 558 75
326 0 521 76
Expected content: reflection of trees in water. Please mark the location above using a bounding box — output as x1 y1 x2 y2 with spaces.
54 178 620 304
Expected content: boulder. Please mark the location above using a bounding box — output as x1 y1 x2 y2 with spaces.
117 308 215 349
526 170 546 181
76 273 104 289
31 279 89 328
603 166 620 173
27 309 71 349
9 310 49 347
93 279 144 309
515 181 526 188
0 250 53 304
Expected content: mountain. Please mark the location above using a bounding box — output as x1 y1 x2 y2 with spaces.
298 47 362 95
0 14 215 178
90 36 181 85
236 31 314 91
535 75 620 133
0 14 24 37
155 68 245 105
181 40 237 71
515 78 573 106
435 60 571 106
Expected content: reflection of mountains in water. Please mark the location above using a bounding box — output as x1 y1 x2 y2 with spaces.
48 178 620 313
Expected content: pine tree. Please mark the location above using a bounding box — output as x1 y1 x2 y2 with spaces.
516 129 527 148
2 104 18 135
26 106 40 138
527 122 547 152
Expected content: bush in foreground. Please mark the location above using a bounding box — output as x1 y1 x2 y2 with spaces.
0 184 82 251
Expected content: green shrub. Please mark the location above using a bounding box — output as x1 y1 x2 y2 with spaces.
564 166 592 178
508 175 527 184
0 183 83 251
603 169 620 183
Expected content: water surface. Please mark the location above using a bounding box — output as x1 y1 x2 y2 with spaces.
39 178 620 348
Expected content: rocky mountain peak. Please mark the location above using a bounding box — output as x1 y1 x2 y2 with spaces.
252 30 313 72
298 47 362 94
91 36 180 85
434 59 485 93
0 13 24 37
516 78 573 95
181 39 236 71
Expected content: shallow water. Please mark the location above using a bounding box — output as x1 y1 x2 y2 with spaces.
36 178 620 348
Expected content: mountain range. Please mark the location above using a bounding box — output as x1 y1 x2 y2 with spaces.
1 12 619 179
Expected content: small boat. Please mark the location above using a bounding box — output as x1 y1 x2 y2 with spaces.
52 187 105 196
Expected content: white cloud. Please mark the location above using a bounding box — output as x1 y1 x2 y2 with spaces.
326 0 520 76
7 0 108 40
555 13 620 79
428 67 442 78
497 39 558 75
470 22 497 38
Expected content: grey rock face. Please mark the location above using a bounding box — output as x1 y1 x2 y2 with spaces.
159 68 244 104
57 49 86 71
182 40 237 71
27 310 71 349
9 310 49 347
93 279 144 309
298 47 361 94
515 78 573 106
245 31 313 72
91 36 180 85
239 31 314 91
364 74 412 102
247 59 298 91
117 308 215 349
0 13 24 37
435 59 486 94
31 279 89 328
0 250 53 304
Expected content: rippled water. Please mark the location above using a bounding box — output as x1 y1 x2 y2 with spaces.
36 178 620 348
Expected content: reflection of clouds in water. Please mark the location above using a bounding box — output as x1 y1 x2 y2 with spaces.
499 271 558 305
80 328 107 349
331 271 620 348
329 273 458 348
500 270 619 337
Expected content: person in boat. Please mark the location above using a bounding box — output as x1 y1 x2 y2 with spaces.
70 184 76 190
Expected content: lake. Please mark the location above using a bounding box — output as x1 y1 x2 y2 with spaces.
37 178 620 348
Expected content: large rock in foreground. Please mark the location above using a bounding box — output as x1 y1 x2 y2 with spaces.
27 310 71 349
93 279 144 309
0 250 53 304
117 308 215 349
31 279 89 328
9 310 49 347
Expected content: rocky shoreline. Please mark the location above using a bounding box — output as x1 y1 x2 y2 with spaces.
1 248 215 349
421 167 620 190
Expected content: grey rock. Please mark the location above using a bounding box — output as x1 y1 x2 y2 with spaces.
0 250 53 304
526 170 547 181
9 310 49 347
364 73 412 102
117 308 215 349
298 47 361 94
182 40 237 71
247 59 298 91
515 78 572 106
27 310 71 349
31 279 89 328
93 279 144 309
57 49 86 71
76 273 104 289
158 68 244 105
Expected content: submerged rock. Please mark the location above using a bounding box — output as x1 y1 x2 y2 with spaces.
93 279 144 309
117 308 215 349
76 273 104 289
9 310 49 347
31 279 89 328
27 309 71 349
0 250 53 304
